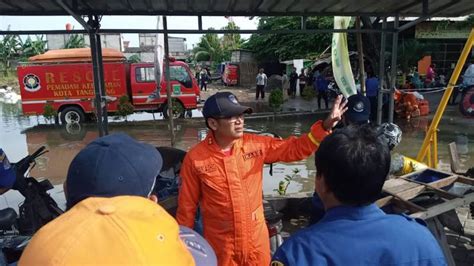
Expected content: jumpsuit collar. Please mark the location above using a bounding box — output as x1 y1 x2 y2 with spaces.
204 132 245 156
320 203 385 223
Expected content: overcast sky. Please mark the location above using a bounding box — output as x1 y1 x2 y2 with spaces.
0 15 258 48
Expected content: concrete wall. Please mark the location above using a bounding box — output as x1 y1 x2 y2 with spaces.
231 50 255 63
46 34 122 50
139 34 187 53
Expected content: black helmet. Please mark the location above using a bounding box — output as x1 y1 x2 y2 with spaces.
377 123 402 150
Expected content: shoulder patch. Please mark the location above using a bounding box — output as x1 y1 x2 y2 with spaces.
271 261 285 266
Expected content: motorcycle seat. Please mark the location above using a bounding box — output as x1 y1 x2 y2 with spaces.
0 208 18 230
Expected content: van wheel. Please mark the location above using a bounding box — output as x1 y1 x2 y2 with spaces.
163 100 185 119
60 106 85 124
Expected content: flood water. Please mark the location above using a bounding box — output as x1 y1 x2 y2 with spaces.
0 100 473 207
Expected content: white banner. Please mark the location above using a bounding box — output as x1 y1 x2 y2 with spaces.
332 16 356 97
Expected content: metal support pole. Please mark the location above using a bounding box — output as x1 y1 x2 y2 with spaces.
96 33 108 135
376 18 387 125
88 15 108 136
417 28 474 163
388 16 399 123
163 16 176 147
198 16 202 31
356 17 366 95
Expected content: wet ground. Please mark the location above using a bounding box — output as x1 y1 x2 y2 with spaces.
1 86 473 264
1 88 473 204
1 86 473 192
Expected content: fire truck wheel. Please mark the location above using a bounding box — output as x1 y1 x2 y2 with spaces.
60 106 85 124
163 101 185 119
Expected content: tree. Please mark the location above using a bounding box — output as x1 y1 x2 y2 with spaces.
221 21 242 50
221 21 243 60
64 34 86 49
128 54 141 63
0 35 22 76
193 30 223 63
398 39 434 75
242 16 333 62
20 35 47 60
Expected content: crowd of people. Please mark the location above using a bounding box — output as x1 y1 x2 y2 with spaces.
1 88 450 265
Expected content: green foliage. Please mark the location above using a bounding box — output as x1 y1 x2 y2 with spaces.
0 35 22 76
20 35 47 60
116 95 134 120
128 54 141 63
193 22 243 63
43 103 57 122
222 22 242 49
64 34 86 49
194 50 211 62
221 21 243 60
398 39 436 74
302 85 315 101
273 168 300 195
0 35 46 76
242 16 333 61
269 89 284 110
193 30 223 63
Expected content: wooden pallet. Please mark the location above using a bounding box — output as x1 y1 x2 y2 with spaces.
376 169 474 266
376 169 474 220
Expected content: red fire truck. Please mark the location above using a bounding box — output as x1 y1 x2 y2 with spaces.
17 48 201 124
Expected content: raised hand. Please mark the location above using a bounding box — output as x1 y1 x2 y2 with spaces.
323 95 348 130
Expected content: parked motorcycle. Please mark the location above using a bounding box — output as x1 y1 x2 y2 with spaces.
0 146 63 264
264 200 284 255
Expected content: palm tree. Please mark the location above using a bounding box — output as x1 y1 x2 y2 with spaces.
193 30 223 63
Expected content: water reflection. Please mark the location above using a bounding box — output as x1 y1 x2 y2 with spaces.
1 101 473 197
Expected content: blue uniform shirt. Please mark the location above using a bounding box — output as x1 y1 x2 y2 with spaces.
365 77 379 97
272 204 446 266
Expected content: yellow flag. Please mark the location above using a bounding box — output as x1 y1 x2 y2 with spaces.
332 17 356 97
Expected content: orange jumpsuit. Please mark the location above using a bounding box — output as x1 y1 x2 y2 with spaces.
177 121 329 266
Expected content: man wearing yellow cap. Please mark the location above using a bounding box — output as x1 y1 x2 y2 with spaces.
20 133 216 265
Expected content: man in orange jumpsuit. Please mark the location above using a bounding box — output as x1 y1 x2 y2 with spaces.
177 92 347 266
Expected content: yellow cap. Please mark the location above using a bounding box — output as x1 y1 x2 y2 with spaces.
19 196 195 266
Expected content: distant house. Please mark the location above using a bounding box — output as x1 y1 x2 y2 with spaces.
132 34 188 61
399 19 473 76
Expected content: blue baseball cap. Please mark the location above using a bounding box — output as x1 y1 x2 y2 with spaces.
203 92 252 119
0 149 16 189
65 133 163 209
345 94 371 124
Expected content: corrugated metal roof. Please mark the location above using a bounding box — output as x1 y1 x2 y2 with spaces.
0 0 472 17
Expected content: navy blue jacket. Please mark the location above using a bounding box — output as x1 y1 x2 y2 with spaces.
272 204 446 266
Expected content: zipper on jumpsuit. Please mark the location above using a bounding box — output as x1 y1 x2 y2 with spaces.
223 145 249 264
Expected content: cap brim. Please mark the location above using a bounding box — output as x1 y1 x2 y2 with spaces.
345 112 369 124
220 105 253 117
179 226 217 266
